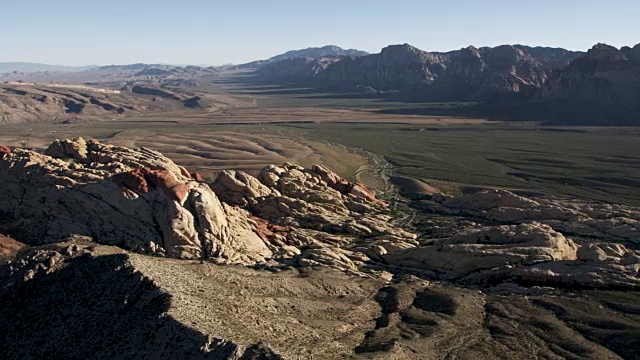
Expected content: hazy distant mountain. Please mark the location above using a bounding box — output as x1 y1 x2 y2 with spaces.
231 45 369 69
0 62 96 74
0 63 218 86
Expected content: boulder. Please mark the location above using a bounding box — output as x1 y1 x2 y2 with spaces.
212 170 273 206
44 137 89 162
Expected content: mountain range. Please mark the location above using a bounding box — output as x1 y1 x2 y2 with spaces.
254 42 640 125
256 44 585 100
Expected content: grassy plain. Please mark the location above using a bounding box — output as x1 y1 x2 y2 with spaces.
2 75 639 206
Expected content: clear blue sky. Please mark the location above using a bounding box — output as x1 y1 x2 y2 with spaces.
3 0 639 66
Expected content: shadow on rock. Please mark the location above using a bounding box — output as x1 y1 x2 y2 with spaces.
0 254 280 359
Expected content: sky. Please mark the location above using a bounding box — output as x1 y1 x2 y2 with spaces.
2 0 639 66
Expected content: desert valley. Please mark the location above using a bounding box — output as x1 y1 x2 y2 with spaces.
1 39 640 359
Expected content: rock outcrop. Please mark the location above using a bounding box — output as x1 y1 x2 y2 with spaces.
2 139 640 359
0 138 272 262
396 189 640 288
213 163 405 237
2 138 638 289
385 223 578 278
437 189 640 243
0 138 412 272
212 163 417 273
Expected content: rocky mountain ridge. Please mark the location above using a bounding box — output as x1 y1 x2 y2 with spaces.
257 43 584 100
256 42 640 124
532 43 640 124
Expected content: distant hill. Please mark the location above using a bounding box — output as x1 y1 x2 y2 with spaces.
0 62 96 74
231 45 369 69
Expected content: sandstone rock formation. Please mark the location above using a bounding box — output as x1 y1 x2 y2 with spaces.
0 138 272 262
398 189 640 288
437 189 640 243
211 163 417 273
0 138 411 273
504 242 640 288
2 138 638 290
1 140 640 359
384 223 579 278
